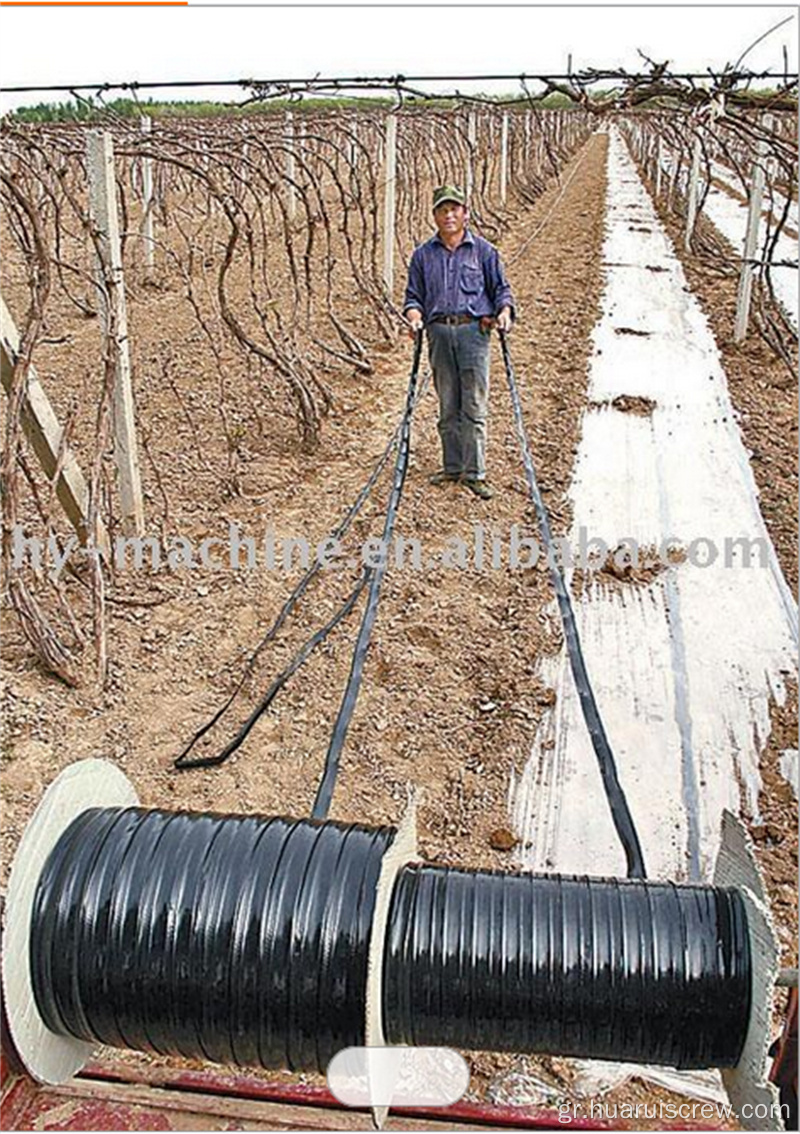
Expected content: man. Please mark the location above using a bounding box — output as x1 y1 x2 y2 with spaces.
403 185 515 501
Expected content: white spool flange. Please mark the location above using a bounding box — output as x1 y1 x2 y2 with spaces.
715 809 782 1132
2 758 138 1084
365 790 422 1130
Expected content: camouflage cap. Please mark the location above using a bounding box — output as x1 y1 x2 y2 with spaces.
432 184 467 210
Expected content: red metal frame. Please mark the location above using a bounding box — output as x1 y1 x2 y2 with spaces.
1 1048 733 1132
2 1055 607 1131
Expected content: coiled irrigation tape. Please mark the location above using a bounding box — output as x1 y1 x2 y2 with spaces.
31 807 394 1072
383 863 752 1069
499 331 646 879
29 798 752 1080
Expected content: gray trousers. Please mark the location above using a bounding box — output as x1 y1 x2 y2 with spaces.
427 320 491 480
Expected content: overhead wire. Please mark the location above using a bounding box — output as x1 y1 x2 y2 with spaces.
2 68 795 98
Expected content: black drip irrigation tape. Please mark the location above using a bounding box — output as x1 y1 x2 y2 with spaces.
31 807 752 1075
383 862 752 1069
174 341 427 773
175 571 370 771
499 331 647 880
178 330 644 881
312 331 423 820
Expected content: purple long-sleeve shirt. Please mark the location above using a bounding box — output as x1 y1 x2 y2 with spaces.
403 228 515 323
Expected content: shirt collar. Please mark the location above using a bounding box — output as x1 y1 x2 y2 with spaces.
431 227 475 249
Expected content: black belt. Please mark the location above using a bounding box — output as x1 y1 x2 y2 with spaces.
429 314 477 326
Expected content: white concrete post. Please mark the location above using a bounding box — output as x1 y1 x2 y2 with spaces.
655 134 663 197
382 113 397 295
761 111 777 182
349 115 358 167
500 111 509 204
734 122 770 343
285 111 296 221
86 130 144 538
669 153 681 206
684 131 703 251
239 140 250 200
140 116 155 274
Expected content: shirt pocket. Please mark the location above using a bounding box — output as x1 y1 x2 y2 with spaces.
460 264 484 294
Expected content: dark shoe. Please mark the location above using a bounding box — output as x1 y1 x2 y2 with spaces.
429 470 460 486
463 478 494 500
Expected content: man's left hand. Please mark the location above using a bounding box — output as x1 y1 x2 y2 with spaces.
496 307 513 334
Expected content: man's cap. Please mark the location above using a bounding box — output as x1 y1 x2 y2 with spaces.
433 184 467 210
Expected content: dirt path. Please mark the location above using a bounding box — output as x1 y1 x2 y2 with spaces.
330 134 610 864
1 131 616 1109
1 133 610 878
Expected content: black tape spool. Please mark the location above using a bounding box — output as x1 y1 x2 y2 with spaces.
30 809 751 1075
31 807 393 1073
383 863 752 1069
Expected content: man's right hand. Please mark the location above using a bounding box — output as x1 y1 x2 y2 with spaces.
405 311 424 340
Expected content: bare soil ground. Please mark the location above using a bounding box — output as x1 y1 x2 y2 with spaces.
1 129 795 1128
1 137 609 874
1 131 610 1115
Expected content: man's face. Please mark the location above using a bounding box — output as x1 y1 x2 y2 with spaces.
434 201 467 238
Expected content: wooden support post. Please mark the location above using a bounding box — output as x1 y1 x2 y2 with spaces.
382 113 397 296
239 141 250 201
86 130 145 538
524 110 531 167
500 111 509 204
285 111 296 221
684 131 703 251
297 119 306 180
140 116 155 274
466 110 476 198
348 115 358 167
734 124 769 343
507 114 513 184
0 294 109 554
